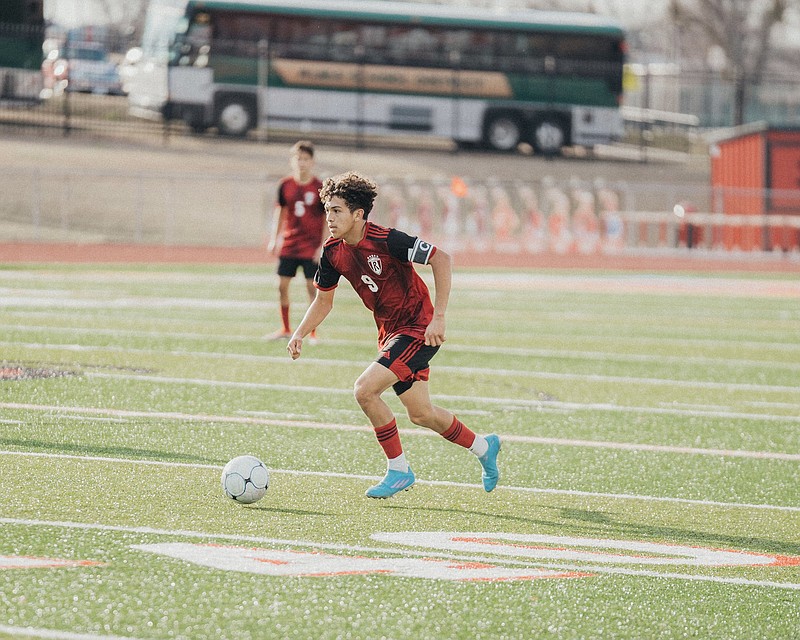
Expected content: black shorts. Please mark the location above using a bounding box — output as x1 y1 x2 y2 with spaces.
376 334 440 396
277 257 318 279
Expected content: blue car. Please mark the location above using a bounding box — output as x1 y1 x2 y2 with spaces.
64 42 124 95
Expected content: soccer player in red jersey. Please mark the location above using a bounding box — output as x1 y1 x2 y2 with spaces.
287 171 500 498
267 141 326 341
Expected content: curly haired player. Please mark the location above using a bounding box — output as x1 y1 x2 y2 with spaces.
287 171 500 498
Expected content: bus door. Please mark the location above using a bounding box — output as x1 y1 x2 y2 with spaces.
168 12 218 131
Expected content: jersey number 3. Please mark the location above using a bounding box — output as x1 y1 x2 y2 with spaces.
361 275 379 292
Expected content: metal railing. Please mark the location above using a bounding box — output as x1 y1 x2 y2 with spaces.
2 167 798 258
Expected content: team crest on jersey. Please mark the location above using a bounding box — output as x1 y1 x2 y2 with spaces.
304 191 316 205
367 254 383 275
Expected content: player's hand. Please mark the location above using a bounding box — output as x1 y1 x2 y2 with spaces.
287 337 302 359
424 316 446 347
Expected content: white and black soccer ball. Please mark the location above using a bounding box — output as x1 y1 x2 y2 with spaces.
221 455 269 504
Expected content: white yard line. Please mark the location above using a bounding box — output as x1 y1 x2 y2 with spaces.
0 625 137 640
83 372 800 423
3 269 800 296
4 324 800 371
1 516 799 590
8 447 800 512
0 295 271 311
5 310 800 352
2 403 799 463
3 340 800 395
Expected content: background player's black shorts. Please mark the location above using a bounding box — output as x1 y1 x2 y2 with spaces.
376 334 440 396
277 257 318 279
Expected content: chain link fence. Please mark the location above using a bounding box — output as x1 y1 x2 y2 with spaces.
2 28 800 145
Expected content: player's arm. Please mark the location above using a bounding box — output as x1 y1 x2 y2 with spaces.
425 247 452 347
287 288 335 360
267 204 287 254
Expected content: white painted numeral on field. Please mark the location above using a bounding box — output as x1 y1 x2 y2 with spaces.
0 555 103 570
132 543 590 582
371 533 800 567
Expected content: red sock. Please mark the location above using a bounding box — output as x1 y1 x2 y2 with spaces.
374 419 403 459
280 305 291 332
441 416 476 449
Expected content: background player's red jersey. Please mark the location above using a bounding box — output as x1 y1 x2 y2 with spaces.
277 176 325 259
315 222 437 347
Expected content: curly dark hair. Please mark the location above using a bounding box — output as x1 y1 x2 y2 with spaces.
319 171 378 218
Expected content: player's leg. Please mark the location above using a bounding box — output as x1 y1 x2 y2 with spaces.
270 258 296 339
272 276 293 338
302 260 319 342
398 381 501 493
354 362 415 498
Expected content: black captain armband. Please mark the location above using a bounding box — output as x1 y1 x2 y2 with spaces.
408 238 435 265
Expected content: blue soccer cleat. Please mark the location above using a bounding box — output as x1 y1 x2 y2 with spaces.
479 434 501 492
366 468 415 499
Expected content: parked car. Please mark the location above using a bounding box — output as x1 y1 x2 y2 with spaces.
41 42 124 96
63 43 124 95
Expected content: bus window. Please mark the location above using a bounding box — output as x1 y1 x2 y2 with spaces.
453 30 495 70
329 20 361 62
215 13 270 42
385 26 437 65
273 16 327 60
359 24 390 63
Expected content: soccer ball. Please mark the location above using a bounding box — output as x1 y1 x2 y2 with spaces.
221 455 269 504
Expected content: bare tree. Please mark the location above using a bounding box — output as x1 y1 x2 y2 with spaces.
669 0 790 125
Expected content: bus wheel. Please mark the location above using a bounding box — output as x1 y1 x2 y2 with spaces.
532 118 566 156
483 113 522 152
215 96 255 137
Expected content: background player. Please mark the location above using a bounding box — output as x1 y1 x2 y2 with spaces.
287 171 501 498
267 140 326 341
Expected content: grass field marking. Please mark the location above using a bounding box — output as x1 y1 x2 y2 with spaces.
0 294 272 312
0 556 104 570
133 542 591 582
373 532 799 567
83 372 800 424
7 314 800 354
9 341 800 393
2 517 799 591
8 340 800 394
4 402 800 461
3 450 799 513
0 624 137 640
7 324 800 373
4 268 800 297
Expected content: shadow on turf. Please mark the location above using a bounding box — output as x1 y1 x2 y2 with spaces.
560 508 800 558
1 437 219 466
245 505 334 516
386 504 800 557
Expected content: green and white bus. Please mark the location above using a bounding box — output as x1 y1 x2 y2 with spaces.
0 0 44 103
129 0 626 154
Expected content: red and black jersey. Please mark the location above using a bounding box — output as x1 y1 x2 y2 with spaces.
276 176 325 260
315 222 437 347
